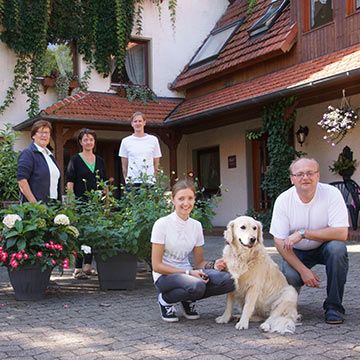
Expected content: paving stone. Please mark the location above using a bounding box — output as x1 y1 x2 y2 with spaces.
0 238 359 360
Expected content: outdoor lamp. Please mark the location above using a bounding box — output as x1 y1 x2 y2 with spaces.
296 125 309 147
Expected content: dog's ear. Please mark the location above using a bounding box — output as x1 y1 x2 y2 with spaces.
256 220 264 244
224 220 235 244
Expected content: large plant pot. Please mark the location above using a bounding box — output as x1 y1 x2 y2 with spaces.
8 264 52 301
339 167 355 180
95 252 137 290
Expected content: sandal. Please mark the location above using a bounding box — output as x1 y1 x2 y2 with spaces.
73 270 89 280
83 269 98 276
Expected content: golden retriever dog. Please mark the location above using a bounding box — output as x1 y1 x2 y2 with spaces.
215 216 300 334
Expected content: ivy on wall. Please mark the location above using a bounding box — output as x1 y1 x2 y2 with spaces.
246 97 301 230
0 0 177 117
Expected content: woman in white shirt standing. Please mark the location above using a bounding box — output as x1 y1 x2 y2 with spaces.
151 179 234 322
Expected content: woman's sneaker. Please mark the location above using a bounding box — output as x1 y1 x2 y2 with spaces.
159 303 179 322
181 301 200 320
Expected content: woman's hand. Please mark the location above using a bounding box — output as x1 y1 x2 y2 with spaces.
214 258 227 271
189 269 209 283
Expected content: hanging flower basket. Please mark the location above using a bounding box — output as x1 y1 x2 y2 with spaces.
318 91 358 146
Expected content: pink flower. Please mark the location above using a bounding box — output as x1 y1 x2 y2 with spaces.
16 253 23 260
36 251 43 257
51 259 56 266
10 260 19 268
23 254 29 260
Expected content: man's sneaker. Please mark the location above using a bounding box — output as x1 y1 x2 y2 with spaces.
181 301 200 320
159 303 179 322
325 308 344 324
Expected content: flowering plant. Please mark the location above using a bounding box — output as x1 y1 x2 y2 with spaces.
0 202 78 271
318 105 358 146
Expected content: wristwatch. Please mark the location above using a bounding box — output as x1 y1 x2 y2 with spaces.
298 228 306 239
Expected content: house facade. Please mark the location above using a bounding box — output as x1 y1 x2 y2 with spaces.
1 0 360 226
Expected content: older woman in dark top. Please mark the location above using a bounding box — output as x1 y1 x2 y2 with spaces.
17 120 61 203
66 128 106 279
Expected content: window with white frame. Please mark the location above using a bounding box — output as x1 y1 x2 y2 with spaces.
357 0 360 9
111 40 148 86
189 19 243 68
311 0 333 29
248 0 289 37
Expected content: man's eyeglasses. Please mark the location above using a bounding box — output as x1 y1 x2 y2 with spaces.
291 170 319 179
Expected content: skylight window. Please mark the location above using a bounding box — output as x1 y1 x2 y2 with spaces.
189 19 243 67
248 0 289 37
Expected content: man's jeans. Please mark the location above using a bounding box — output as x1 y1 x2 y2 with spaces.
155 269 235 304
281 241 348 313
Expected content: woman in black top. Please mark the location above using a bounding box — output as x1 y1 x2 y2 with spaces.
66 128 106 279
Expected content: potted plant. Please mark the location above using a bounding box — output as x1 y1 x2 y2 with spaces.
0 124 20 207
318 93 358 146
0 202 78 300
75 179 137 290
76 172 219 290
329 146 358 180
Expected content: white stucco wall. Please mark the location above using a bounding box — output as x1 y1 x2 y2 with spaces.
177 118 262 227
294 94 360 185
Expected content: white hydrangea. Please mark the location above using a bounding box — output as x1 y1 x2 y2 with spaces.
2 214 22 229
81 245 92 254
54 214 70 226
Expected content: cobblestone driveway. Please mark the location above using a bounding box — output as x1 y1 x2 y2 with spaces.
0 238 359 359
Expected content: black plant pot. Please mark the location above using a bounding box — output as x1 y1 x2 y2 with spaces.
95 252 137 290
339 167 355 180
8 264 52 301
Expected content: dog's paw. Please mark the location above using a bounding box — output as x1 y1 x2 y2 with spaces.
235 319 249 330
215 314 231 324
259 321 271 332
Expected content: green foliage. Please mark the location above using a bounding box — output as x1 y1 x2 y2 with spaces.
0 0 177 115
247 0 257 15
75 171 219 264
0 202 78 271
125 84 158 103
0 124 19 201
329 155 358 174
261 97 299 206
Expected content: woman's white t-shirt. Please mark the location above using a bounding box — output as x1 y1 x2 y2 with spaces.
150 212 204 282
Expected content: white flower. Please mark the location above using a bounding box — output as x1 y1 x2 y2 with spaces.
2 214 22 229
54 214 70 226
81 245 92 254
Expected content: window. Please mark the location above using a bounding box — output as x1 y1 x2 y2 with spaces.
196 147 220 195
189 19 243 68
111 40 149 86
40 43 76 78
248 0 289 37
357 0 360 9
310 0 333 29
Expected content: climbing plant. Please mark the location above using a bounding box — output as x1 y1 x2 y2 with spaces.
0 0 177 117
246 97 301 230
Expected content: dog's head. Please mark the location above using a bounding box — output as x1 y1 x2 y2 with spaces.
224 216 263 249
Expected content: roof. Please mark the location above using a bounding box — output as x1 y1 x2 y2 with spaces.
172 0 296 90
40 92 182 125
167 44 360 123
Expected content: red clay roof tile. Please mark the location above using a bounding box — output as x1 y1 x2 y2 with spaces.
172 0 296 90
42 92 182 125
168 44 360 122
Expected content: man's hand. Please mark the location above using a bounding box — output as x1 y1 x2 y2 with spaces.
300 268 320 288
283 231 302 250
